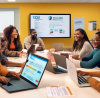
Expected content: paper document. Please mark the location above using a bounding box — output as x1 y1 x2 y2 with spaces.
7 67 17 72
8 57 26 63
46 86 73 97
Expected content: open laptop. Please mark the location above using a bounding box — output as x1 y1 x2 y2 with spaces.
66 58 90 87
53 43 64 51
2 53 48 93
46 51 67 74
27 45 36 55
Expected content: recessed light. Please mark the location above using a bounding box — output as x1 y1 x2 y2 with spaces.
8 0 16 1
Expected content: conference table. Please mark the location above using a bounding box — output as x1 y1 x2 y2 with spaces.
0 51 100 98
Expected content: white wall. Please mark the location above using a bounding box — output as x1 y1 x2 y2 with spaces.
0 8 20 37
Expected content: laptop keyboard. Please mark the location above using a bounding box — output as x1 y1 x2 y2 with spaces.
8 78 35 89
78 75 88 84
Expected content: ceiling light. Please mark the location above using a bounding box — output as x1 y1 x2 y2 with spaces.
8 0 16 1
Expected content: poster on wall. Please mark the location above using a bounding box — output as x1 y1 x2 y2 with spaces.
74 18 84 31
89 21 97 31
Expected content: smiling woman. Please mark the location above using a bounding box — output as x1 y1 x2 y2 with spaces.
0 37 25 68
72 28 93 59
72 31 100 69
3 25 23 57
90 32 100 49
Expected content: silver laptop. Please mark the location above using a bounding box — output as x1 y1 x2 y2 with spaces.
46 51 67 74
53 43 64 51
2 53 48 93
66 58 90 87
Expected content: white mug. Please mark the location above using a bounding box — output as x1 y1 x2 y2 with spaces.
34 44 39 50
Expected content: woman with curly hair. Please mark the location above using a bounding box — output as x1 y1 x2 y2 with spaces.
72 28 93 59
3 25 22 57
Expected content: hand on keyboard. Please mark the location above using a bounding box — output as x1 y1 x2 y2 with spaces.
6 72 20 80
0 76 9 86
77 70 89 76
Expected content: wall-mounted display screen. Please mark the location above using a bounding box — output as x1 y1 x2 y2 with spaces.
30 14 71 38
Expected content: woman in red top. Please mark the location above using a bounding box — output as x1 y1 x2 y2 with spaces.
3 25 23 57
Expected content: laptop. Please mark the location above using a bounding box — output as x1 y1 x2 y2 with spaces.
27 45 36 55
2 53 48 93
46 51 67 74
53 43 64 51
66 58 90 87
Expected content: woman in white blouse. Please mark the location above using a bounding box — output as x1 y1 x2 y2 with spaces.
72 28 93 59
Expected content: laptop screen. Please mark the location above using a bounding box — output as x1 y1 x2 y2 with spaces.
21 53 48 86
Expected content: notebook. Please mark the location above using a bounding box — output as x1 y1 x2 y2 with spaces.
2 53 48 92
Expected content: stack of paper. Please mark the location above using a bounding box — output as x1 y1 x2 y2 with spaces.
46 86 73 97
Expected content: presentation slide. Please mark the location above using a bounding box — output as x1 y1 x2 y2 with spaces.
0 11 14 33
30 14 71 38
21 54 48 86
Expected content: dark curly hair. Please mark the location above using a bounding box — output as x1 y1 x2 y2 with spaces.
73 28 93 51
3 25 20 50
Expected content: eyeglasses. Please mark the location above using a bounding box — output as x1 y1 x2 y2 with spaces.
90 39 100 42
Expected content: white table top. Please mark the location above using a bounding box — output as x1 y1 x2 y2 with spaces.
3 51 100 98
0 70 100 98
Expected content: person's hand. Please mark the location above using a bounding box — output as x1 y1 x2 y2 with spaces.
87 76 92 82
72 55 79 59
18 51 26 55
68 55 73 62
17 67 24 76
0 76 9 85
36 46 42 51
6 72 20 80
17 51 22 55
77 70 89 76
17 71 21 76
79 58 82 61
61 53 69 58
